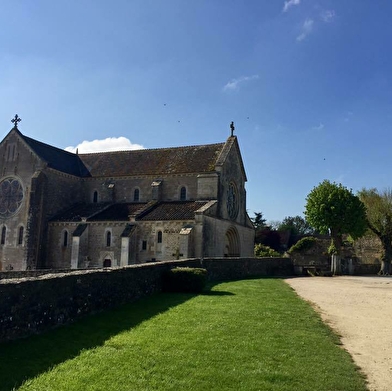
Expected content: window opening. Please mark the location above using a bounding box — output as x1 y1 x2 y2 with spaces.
1 226 6 245
93 191 98 203
63 230 68 247
180 186 186 201
18 226 24 245
134 188 140 201
157 231 162 243
142 240 147 250
106 231 111 247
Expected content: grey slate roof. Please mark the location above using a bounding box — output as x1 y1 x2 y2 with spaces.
78 143 225 177
50 201 210 223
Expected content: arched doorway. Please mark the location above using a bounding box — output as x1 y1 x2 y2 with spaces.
103 258 112 268
224 227 240 257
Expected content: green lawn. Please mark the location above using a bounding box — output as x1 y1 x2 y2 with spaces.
0 278 367 391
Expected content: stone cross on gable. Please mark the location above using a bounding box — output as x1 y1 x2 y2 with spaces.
230 121 235 136
11 114 21 129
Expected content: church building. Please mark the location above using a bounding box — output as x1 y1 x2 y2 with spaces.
0 115 255 271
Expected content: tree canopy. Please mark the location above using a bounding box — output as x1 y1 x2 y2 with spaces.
277 215 315 236
305 180 367 273
358 188 392 274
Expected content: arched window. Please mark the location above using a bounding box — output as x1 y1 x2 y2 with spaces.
63 230 68 247
93 191 98 203
157 230 162 243
180 186 186 201
1 226 6 245
106 231 111 247
134 188 140 201
18 226 24 245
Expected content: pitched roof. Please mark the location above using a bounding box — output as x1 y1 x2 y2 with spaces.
22 134 91 177
50 201 210 222
78 143 225 177
138 201 209 221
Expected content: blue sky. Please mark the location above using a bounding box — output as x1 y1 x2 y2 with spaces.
1 1 391 222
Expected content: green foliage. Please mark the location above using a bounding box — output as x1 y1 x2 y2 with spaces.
254 243 280 257
328 241 338 255
251 212 267 230
305 180 368 253
288 236 316 253
162 267 207 293
278 215 315 236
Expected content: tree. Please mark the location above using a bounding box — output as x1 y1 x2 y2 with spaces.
278 215 316 236
358 188 392 275
251 212 267 230
305 180 367 274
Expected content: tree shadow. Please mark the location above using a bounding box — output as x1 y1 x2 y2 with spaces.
0 292 196 391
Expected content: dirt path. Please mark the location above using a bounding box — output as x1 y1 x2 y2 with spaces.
285 276 392 391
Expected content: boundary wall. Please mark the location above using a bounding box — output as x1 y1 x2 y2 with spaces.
0 257 291 342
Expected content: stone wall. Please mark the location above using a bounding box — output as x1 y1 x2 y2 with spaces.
0 257 291 342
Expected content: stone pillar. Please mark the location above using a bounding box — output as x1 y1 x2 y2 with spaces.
120 237 130 267
71 237 80 269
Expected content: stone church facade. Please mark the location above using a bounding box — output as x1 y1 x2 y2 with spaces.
0 117 254 271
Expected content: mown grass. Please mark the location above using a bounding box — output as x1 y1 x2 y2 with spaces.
0 278 367 391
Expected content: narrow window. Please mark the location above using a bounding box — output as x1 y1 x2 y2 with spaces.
63 230 68 247
157 231 162 244
18 226 24 245
1 226 6 245
93 191 98 203
142 240 147 250
106 231 111 247
134 188 140 201
180 186 186 201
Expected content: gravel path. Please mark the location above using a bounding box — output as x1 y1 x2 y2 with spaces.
285 276 392 391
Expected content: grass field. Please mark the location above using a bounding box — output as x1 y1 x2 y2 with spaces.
0 278 367 391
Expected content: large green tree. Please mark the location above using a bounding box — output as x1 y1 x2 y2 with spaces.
358 188 392 275
305 180 367 274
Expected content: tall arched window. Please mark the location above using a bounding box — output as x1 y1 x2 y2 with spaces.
1 226 6 245
63 230 68 247
180 186 186 201
157 230 162 243
134 188 140 201
93 191 98 203
18 226 24 245
106 231 111 247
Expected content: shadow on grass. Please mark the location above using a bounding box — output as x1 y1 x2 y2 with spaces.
0 292 196 391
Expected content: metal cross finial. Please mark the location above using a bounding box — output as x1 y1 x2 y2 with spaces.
11 114 21 129
230 121 235 136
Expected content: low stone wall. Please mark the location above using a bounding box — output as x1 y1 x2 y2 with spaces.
0 257 291 342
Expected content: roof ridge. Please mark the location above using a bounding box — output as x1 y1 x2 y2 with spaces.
78 142 225 156
23 135 77 157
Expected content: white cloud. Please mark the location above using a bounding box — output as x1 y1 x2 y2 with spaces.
223 75 259 92
321 9 336 23
65 136 144 153
283 0 300 12
296 18 314 41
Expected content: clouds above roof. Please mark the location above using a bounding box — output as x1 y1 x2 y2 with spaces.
283 0 300 13
65 136 144 153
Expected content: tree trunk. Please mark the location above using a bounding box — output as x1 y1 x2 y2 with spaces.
378 260 390 275
379 236 392 276
331 254 341 275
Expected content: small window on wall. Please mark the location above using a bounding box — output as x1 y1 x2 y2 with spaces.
93 191 98 203
180 186 186 201
157 231 162 243
134 188 140 201
1 226 6 245
63 230 68 247
106 231 112 247
142 240 147 250
18 226 24 245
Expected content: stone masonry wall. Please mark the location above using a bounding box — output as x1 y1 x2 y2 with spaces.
0 257 292 342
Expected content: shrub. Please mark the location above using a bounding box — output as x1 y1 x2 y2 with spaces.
162 267 207 293
254 243 280 257
288 236 317 253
